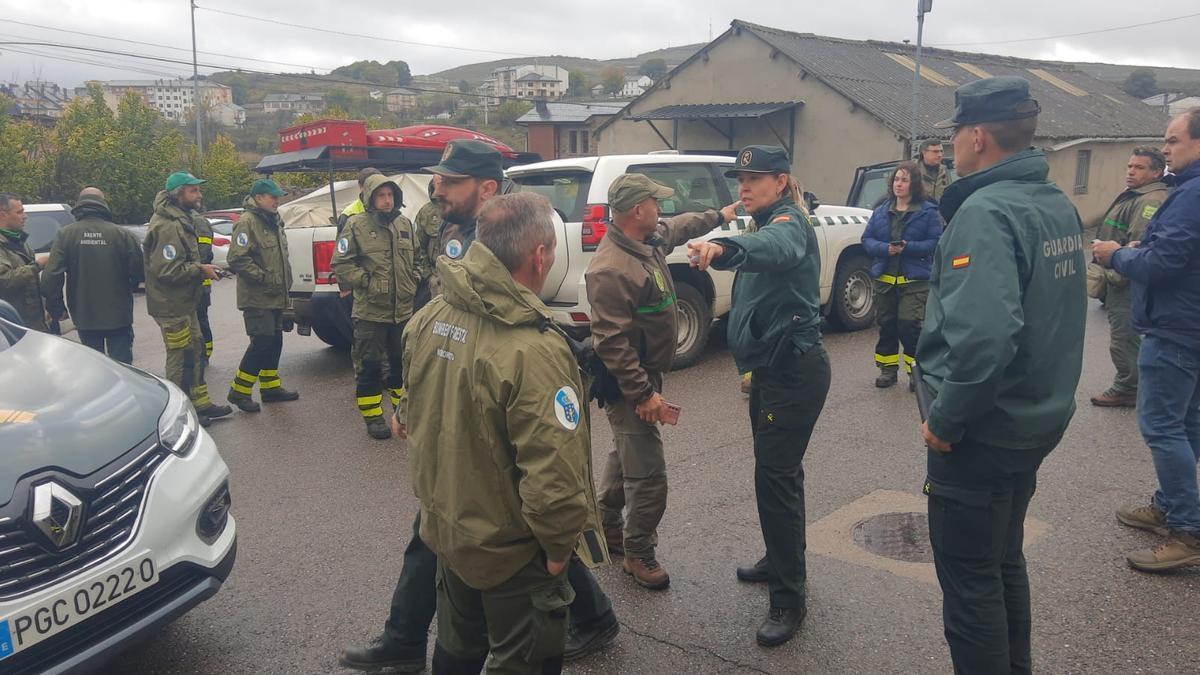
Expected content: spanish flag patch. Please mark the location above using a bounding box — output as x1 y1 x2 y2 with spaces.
771 215 792 224
952 255 971 269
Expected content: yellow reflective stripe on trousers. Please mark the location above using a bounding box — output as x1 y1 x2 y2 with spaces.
191 385 212 406
259 368 281 390
904 354 916 374
202 278 213 287
230 381 254 394
877 274 910 285
875 353 900 366
165 326 191 349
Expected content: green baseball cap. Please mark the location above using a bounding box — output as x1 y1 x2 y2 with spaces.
608 173 674 212
249 178 286 197
934 76 1041 129
724 145 791 177
164 171 206 191
424 140 504 183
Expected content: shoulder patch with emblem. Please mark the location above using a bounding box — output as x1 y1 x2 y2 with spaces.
771 215 793 224
554 386 581 431
952 254 970 269
236 232 249 247
1142 204 1158 220
162 244 177 261
445 238 464 259
337 237 349 254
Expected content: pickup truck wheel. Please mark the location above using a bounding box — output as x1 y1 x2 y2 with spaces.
313 322 351 351
672 281 711 370
831 253 875 332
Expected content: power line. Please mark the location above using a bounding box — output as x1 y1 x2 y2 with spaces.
0 40 530 103
933 11 1200 47
195 4 540 58
0 18 336 73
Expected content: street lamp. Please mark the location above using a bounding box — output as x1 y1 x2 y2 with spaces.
910 0 932 157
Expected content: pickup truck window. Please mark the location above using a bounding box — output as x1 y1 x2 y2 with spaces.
627 163 722 216
511 171 592 222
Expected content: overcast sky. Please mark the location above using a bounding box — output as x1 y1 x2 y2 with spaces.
1 0 1198 87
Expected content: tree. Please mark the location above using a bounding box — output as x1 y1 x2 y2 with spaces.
226 74 250 105
458 80 471 94
567 69 590 97
639 58 668 81
0 95 51 200
331 59 412 86
191 134 253 210
1123 68 1158 99
454 107 480 127
494 100 533 125
601 68 625 95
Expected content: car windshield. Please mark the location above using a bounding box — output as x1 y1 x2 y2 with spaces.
510 171 592 222
25 210 75 252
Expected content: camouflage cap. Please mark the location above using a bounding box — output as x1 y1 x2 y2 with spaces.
934 76 1041 129
724 145 791 177
424 139 504 183
608 173 674 212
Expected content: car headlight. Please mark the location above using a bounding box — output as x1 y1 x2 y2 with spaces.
158 380 200 456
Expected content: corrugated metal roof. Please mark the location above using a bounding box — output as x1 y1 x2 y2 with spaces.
625 101 801 120
734 21 1169 141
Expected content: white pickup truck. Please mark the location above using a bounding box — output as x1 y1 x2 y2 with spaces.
281 154 875 369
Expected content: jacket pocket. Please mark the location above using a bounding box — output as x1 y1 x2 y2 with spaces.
925 477 995 561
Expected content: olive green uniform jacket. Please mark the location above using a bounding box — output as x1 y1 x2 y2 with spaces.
330 175 418 324
403 243 603 590
916 149 1086 449
585 211 723 402
413 200 444 283
1092 180 1169 290
0 228 46 330
41 199 143 330
227 196 293 310
144 191 207 318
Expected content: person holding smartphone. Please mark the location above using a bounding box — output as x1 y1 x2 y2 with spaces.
688 145 831 647
585 173 736 591
861 161 943 389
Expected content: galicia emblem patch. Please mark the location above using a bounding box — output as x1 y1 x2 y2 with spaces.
162 244 177 261
445 239 464 259
236 232 249 247
337 237 349 254
554 386 581 431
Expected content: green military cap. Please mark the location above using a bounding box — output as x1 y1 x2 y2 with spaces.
424 139 504 183
724 145 791 177
934 76 1041 129
164 171 206 191
249 178 287 197
608 173 675 212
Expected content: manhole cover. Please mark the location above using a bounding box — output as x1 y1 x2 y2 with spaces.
851 512 933 563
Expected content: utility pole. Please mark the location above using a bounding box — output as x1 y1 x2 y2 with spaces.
190 0 202 163
910 0 932 157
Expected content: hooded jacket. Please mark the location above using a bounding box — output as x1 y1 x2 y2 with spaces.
1112 162 1200 350
41 195 143 330
330 174 417 324
916 149 1086 449
0 227 46 331
227 195 293 310
862 200 943 282
403 243 603 590
144 190 207 318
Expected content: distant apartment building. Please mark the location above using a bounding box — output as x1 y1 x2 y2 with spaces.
622 75 654 98
80 79 232 122
1 81 71 123
483 65 569 100
385 88 419 112
211 101 247 128
262 94 325 114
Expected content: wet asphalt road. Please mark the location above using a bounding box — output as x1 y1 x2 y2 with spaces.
94 281 1199 674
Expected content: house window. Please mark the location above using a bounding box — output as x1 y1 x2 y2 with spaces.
1074 149 1091 195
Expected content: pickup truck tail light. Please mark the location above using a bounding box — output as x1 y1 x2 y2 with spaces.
581 204 609 252
212 236 230 247
313 240 337 285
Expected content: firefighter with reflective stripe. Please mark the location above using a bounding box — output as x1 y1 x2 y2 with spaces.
861 161 943 389
226 179 299 413
1087 147 1170 408
143 172 232 425
585 173 733 590
192 209 215 363
336 167 382 233
330 174 418 440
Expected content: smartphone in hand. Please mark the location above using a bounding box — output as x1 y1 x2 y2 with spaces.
661 402 682 426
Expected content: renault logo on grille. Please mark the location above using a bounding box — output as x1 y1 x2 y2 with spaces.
32 482 83 549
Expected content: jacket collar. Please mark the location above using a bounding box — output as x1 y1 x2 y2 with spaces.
938 148 1050 222
1166 162 1200 188
603 221 656 258
0 228 27 245
1128 180 1170 196
751 195 797 228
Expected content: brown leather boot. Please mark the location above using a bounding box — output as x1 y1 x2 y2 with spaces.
1126 531 1200 572
622 556 670 590
1116 502 1168 536
1090 388 1136 407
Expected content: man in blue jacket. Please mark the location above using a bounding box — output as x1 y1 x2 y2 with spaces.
1095 107 1200 572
